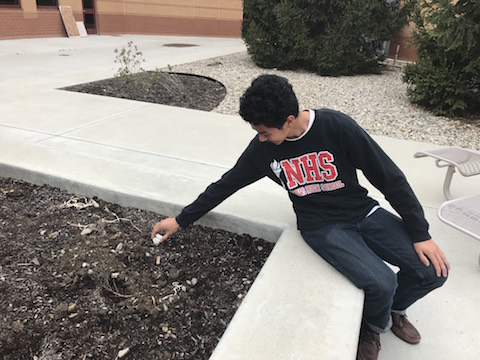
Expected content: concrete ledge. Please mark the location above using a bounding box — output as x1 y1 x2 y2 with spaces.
211 228 364 360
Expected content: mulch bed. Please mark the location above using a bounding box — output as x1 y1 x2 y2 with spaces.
0 177 273 359
62 72 227 111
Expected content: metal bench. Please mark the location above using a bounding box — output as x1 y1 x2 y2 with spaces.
414 147 480 200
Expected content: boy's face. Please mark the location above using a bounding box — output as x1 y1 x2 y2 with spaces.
251 122 289 145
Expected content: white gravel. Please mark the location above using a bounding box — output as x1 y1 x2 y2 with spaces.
170 52 479 151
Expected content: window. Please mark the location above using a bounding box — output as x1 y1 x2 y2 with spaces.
36 0 57 6
83 0 93 8
0 0 19 5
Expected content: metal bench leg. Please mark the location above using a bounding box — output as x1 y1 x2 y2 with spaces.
443 165 455 200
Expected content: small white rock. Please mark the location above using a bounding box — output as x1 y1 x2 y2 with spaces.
81 228 93 236
152 234 163 245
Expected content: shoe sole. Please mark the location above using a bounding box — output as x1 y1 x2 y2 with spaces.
391 328 421 344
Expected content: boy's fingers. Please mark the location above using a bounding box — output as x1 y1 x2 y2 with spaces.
414 243 450 278
151 223 164 239
160 232 171 242
419 253 430 267
414 247 430 267
151 228 160 239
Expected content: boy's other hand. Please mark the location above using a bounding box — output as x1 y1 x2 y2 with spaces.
413 239 450 278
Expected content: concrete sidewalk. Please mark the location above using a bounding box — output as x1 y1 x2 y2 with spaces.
1 35 480 360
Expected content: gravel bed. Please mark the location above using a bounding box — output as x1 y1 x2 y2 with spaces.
169 52 479 151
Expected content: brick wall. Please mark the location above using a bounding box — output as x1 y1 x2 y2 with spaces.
96 0 243 37
0 0 242 40
0 8 71 39
387 34 417 62
98 13 241 37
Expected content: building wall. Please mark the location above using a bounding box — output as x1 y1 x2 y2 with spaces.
2 0 58 39
97 0 242 37
1 0 416 61
0 0 242 40
0 8 62 39
388 34 417 62
0 0 83 39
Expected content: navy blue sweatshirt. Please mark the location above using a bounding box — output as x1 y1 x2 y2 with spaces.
176 109 430 243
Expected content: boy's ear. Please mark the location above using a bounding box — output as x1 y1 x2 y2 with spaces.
285 115 295 126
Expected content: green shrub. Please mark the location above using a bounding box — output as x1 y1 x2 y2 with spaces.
402 0 480 117
242 0 411 76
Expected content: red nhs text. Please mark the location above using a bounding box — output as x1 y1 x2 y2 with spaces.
280 151 338 190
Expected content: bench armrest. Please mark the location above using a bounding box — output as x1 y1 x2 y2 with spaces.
414 147 480 199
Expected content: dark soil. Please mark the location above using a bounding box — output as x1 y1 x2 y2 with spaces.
0 178 273 359
62 72 227 111
1 75 273 359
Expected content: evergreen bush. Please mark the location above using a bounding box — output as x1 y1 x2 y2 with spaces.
403 0 480 117
242 0 411 76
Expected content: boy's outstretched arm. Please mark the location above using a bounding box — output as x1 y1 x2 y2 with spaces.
149 140 264 244
151 217 180 243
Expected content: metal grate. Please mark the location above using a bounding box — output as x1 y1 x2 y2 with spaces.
438 195 480 241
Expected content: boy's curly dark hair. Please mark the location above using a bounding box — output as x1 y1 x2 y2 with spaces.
239 75 299 129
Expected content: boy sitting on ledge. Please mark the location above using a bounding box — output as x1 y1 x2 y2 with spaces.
151 74 450 360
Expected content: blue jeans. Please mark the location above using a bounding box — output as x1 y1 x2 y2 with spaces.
301 208 447 333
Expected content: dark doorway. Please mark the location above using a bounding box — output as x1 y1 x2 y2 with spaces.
82 0 97 34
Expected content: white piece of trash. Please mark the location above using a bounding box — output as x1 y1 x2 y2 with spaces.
117 347 130 358
152 234 163 245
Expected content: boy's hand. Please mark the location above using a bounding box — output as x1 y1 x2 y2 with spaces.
151 217 180 243
413 239 450 278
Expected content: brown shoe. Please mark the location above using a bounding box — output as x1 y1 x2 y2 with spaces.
357 326 381 360
391 313 421 344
